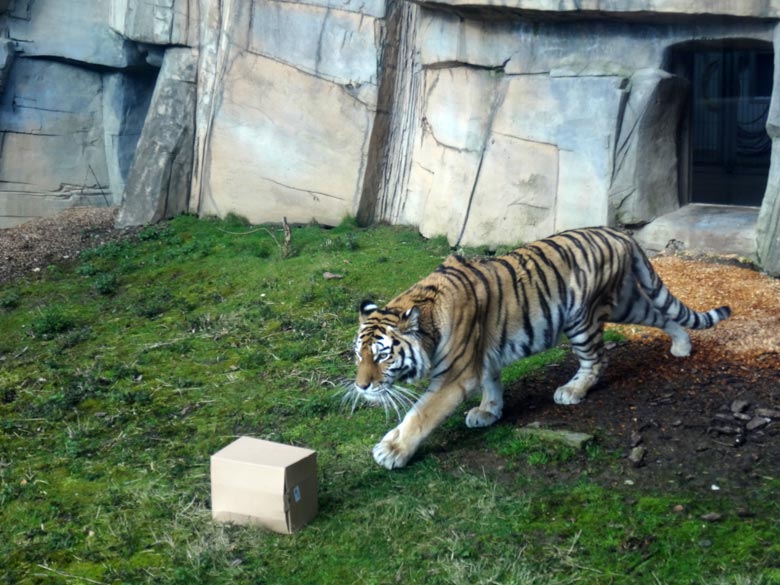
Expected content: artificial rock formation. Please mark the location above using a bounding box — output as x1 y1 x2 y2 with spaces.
191 0 383 227
0 0 153 227
1 0 780 274
757 25 780 277
368 11 776 249
608 69 689 227
116 47 198 227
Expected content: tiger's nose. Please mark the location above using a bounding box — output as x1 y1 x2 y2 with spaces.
356 382 370 390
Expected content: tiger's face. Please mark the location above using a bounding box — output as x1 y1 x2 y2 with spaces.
352 301 429 408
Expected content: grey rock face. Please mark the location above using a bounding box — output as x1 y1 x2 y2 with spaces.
367 11 776 251
0 0 779 277
0 55 155 227
0 40 13 94
756 25 780 277
0 0 159 227
3 0 143 68
117 48 198 227
191 0 383 227
110 0 200 46
414 0 780 19
0 58 113 227
609 69 689 226
103 72 158 203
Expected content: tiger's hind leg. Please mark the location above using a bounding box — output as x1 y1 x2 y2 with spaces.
610 280 691 357
554 322 607 405
664 319 691 357
465 367 503 428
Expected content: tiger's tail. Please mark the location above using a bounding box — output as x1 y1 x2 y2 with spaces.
630 240 731 330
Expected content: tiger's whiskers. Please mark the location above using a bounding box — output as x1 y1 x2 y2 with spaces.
337 380 419 422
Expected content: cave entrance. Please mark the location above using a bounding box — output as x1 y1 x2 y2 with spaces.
670 41 773 207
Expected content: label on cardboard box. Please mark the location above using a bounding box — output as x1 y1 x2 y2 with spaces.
211 436 318 534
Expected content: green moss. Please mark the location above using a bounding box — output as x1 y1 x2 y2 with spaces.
0 216 777 584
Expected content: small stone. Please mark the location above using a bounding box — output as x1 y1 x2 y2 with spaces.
629 431 643 447
700 512 722 522
713 413 736 423
754 408 780 419
673 504 685 513
746 417 770 431
516 425 593 450
628 446 646 467
730 400 750 414
708 425 742 436
323 272 344 280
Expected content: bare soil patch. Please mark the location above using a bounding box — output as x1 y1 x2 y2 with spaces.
0 207 127 284
475 256 780 497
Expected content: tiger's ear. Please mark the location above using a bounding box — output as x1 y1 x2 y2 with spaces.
359 300 378 320
399 306 420 333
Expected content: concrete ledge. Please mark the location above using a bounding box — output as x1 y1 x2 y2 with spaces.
633 204 759 260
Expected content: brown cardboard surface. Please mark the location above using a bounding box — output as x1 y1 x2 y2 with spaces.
286 473 318 532
214 436 315 467
211 457 285 494
211 436 318 534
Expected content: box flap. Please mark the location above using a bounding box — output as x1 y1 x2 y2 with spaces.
213 436 315 468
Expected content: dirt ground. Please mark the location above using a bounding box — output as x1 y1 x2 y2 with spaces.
3 209 779 498
0 207 122 284
484 256 780 498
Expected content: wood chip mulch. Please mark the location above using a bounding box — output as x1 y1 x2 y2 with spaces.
0 207 124 284
612 255 780 367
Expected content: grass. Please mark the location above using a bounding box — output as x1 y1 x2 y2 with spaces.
1 215 779 584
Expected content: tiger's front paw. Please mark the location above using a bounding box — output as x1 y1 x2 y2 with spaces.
372 429 411 469
465 406 500 428
553 385 584 405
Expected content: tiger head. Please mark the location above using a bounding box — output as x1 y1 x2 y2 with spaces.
352 300 430 407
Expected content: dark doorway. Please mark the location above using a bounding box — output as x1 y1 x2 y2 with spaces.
670 42 773 207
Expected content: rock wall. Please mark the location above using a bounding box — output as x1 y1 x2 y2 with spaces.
362 12 776 246
0 0 155 227
110 0 199 47
757 24 780 276
116 48 198 227
1 0 780 274
190 0 384 227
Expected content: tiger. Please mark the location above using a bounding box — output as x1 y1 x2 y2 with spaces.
349 226 731 470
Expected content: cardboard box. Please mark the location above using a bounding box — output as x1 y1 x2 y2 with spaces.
211 436 317 534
